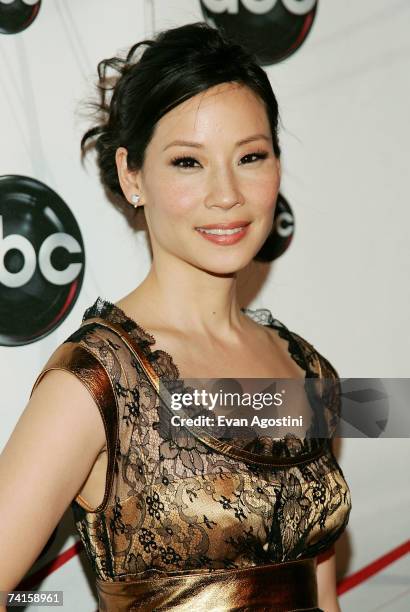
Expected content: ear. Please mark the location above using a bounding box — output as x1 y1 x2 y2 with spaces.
115 147 144 206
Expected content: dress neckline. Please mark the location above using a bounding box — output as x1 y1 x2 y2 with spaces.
82 296 325 466
83 296 311 382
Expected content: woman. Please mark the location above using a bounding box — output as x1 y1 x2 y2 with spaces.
0 22 351 611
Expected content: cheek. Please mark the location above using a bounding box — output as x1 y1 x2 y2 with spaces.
245 173 279 213
149 181 198 234
167 185 200 216
147 173 202 219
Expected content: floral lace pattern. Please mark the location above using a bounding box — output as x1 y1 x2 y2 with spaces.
50 296 351 581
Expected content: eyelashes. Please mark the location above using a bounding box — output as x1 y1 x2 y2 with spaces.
170 151 269 169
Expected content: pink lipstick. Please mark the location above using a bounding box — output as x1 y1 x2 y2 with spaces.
194 221 251 246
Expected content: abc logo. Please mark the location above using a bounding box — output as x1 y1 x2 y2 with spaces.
0 175 85 346
0 0 41 35
254 193 294 262
201 0 318 65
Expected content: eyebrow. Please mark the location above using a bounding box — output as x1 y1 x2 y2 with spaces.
163 134 271 151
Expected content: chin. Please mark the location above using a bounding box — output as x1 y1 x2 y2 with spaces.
193 253 254 276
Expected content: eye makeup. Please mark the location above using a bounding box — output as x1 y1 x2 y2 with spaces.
170 150 269 168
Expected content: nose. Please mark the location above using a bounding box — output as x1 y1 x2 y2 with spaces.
204 166 245 210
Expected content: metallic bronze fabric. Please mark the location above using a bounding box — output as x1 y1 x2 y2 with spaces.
30 341 118 512
30 297 350 610
96 558 320 611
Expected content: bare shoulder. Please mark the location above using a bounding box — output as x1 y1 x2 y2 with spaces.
0 324 117 590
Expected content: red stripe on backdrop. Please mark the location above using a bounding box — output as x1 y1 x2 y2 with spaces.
17 538 410 595
337 539 410 595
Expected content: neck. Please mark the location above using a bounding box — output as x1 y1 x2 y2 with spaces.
121 258 248 338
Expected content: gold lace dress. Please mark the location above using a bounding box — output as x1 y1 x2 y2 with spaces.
30 297 351 611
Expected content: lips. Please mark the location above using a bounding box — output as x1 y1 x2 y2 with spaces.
195 221 250 230
194 222 250 245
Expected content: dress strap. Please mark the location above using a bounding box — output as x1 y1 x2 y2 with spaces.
80 316 160 389
290 331 341 439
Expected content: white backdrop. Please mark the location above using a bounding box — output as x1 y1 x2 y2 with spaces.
1 1 409 610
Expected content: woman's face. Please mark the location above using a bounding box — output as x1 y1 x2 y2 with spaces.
118 82 281 274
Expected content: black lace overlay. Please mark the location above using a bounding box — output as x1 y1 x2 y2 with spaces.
63 296 352 581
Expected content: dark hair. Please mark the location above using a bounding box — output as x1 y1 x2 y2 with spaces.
81 21 281 204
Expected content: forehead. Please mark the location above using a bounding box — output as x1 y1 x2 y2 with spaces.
151 82 270 145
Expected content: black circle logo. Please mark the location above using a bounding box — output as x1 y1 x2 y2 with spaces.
200 0 318 65
0 175 85 346
0 0 41 35
254 192 294 262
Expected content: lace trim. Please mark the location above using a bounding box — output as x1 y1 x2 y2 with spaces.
82 297 324 461
244 308 313 379
83 297 181 380
83 298 312 383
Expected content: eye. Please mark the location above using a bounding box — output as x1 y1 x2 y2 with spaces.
171 151 268 168
240 152 268 164
171 156 197 168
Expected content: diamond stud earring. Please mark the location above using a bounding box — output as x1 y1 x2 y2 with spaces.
131 194 140 207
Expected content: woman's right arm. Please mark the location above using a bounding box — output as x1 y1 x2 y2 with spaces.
0 368 106 598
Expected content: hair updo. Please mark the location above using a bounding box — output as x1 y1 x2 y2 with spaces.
81 21 282 207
